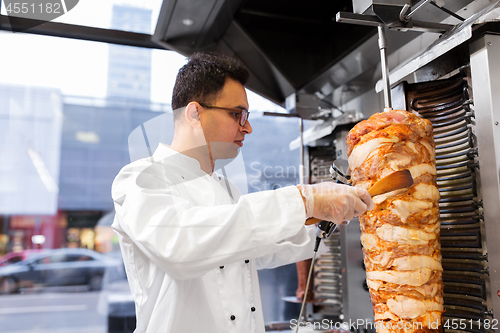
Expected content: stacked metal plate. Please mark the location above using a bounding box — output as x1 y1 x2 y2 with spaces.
308 146 345 319
314 231 343 314
407 72 492 333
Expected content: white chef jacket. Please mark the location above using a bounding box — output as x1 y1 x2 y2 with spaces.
111 143 324 333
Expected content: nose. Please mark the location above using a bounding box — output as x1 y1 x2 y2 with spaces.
241 119 252 134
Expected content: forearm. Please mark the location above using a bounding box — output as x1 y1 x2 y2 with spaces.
115 186 308 279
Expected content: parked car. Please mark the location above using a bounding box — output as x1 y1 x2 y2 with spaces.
0 248 124 294
0 249 42 267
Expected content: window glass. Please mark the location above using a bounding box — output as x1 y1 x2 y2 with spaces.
0 26 299 331
49 254 67 263
2 256 22 265
66 255 93 262
34 255 53 265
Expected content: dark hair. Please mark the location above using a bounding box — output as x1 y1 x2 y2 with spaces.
171 52 250 122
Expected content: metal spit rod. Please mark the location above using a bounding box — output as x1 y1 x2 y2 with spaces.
337 0 464 111
295 223 339 333
378 25 392 112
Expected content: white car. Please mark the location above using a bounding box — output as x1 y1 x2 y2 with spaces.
0 248 125 294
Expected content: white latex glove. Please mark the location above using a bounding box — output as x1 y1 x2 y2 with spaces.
297 183 374 224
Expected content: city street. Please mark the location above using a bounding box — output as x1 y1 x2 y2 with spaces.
0 284 128 333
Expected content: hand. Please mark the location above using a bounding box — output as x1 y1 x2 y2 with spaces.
297 183 374 224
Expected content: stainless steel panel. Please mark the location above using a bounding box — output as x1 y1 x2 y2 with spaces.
469 34 500 320
353 0 376 14
353 0 410 15
339 221 374 323
334 129 374 324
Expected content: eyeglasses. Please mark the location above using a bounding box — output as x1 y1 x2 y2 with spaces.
198 102 250 126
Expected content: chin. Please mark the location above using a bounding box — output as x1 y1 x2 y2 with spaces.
220 147 239 159
218 147 240 160
210 142 241 161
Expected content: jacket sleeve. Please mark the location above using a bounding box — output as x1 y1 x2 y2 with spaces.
255 225 328 270
111 161 309 280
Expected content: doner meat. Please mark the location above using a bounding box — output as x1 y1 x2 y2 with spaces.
346 110 443 332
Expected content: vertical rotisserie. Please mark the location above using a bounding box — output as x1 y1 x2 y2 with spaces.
346 110 443 332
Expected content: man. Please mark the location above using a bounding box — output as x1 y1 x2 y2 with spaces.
111 52 373 332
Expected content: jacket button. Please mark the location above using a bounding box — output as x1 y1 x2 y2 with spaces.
219 266 224 269
251 307 256 312
245 259 249 263
230 315 236 320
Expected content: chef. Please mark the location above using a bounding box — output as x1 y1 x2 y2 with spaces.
111 51 373 333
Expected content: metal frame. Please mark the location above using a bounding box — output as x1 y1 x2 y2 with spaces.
335 1 456 112
336 11 453 33
0 14 165 49
469 34 500 320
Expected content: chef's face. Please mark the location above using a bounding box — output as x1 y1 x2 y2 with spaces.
198 78 252 160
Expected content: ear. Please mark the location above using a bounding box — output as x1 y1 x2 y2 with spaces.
184 102 201 129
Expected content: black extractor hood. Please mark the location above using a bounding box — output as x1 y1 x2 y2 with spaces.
152 0 480 110
152 0 376 105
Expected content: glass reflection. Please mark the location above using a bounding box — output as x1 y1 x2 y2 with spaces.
0 19 298 333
